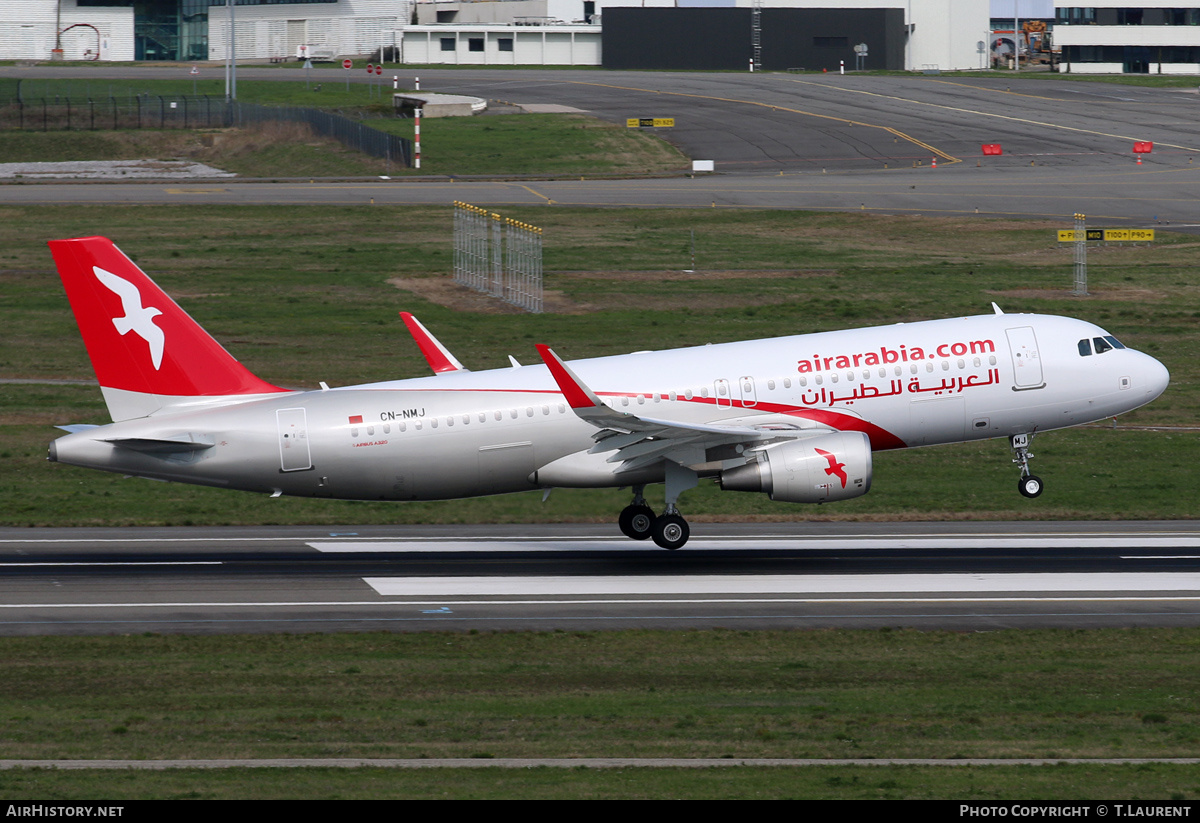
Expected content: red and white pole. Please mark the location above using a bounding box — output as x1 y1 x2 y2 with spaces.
414 107 421 170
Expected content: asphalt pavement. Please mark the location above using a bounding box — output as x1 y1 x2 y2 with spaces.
4 66 1200 225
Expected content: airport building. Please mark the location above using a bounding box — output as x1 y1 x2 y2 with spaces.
601 0 988 72
2 0 988 72
0 1 411 63
1053 4 1200 74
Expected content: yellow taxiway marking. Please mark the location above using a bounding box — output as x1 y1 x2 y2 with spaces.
925 77 1078 102
781 77 1200 153
163 188 229 194
518 184 554 204
563 80 961 164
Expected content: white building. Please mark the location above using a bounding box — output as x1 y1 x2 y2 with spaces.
750 0 988 72
1 0 987 72
1054 4 1200 74
413 0 596 25
0 1 134 61
0 1 412 63
207 0 412 63
398 24 600 65
412 0 987 70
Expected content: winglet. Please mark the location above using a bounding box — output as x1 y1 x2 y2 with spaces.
535 344 603 409
400 312 467 374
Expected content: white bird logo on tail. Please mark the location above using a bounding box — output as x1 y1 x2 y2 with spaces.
93 265 165 370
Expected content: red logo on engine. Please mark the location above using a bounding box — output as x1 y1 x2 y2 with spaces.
814 448 847 488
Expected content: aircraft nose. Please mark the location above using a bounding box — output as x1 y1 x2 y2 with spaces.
1140 353 1170 401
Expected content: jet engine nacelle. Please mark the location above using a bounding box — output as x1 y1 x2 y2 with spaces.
718 431 872 503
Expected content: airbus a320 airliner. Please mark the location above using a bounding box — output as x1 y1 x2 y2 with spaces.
47 236 1169 549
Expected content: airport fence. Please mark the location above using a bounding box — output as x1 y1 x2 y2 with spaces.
0 95 412 167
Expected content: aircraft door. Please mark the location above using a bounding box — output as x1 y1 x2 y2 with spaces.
738 376 758 408
276 407 312 471
714 378 732 408
1006 326 1045 390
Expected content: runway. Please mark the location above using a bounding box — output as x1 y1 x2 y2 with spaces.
3 522 1200 635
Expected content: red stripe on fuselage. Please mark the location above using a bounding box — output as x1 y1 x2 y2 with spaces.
346 386 908 450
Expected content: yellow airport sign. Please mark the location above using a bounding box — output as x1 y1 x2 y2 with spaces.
1104 228 1155 242
1058 228 1154 242
627 118 675 128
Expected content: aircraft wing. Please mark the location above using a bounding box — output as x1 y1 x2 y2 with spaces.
536 345 823 472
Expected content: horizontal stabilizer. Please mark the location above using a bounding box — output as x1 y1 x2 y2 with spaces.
104 433 215 454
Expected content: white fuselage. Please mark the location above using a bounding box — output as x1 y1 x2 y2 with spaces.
50 312 1169 502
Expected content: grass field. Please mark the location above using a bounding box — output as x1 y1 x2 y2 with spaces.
0 75 689 177
4 763 1197 800
1 204 1195 526
0 115 687 178
0 629 1198 799
1 76 403 114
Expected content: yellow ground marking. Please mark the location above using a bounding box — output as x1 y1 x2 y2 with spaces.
781 77 1200 153
563 80 960 164
518 184 553 204
925 78 1076 102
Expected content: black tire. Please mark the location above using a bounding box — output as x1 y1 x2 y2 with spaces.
651 514 690 551
1018 475 1044 498
619 504 655 540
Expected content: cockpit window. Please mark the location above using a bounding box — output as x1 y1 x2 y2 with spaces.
1080 335 1127 357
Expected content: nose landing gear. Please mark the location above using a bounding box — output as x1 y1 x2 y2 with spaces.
1011 433 1043 498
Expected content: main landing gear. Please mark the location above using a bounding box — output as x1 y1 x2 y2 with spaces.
618 491 655 541
618 488 691 551
1010 433 1044 499
617 463 698 551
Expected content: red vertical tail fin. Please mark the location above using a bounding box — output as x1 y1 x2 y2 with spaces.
49 236 287 421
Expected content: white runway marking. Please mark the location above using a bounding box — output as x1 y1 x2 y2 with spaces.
5 594 1200 611
0 562 221 567
364 573 1200 597
311 535 1200 553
